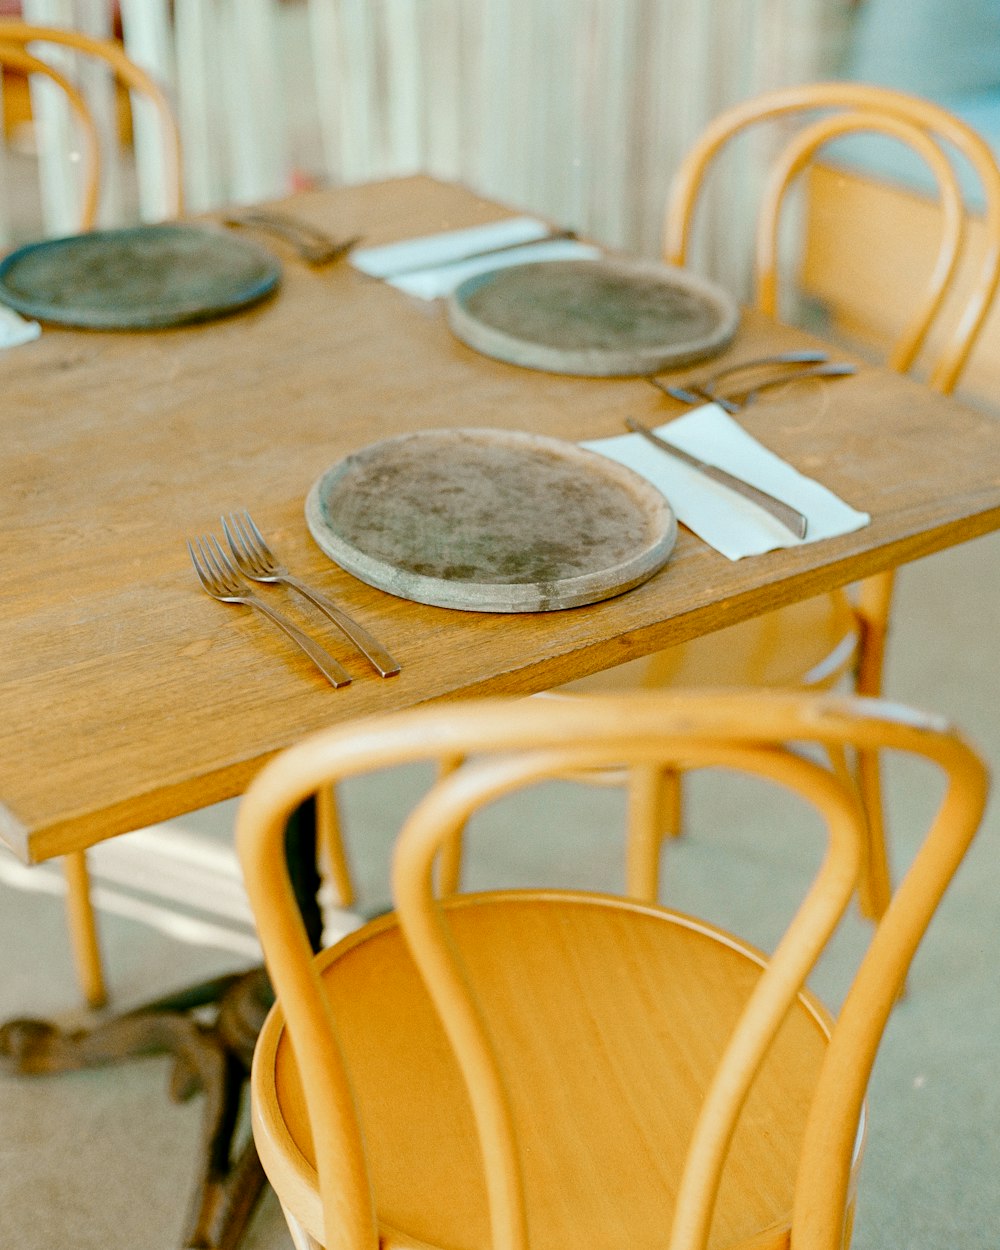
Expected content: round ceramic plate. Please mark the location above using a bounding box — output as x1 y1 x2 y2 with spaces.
0 222 281 329
446 255 739 376
305 428 677 613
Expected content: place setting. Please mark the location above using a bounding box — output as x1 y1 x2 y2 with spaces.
350 213 742 376
299 398 869 629
344 211 867 555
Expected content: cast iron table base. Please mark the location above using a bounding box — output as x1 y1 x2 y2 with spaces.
0 802 323 1250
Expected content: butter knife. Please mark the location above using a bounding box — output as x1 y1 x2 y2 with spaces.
624 417 808 540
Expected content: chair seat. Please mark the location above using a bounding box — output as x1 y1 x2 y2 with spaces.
556 589 858 695
252 891 840 1250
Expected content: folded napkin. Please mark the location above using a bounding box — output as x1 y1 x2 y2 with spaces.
351 215 600 299
583 405 869 561
0 305 40 349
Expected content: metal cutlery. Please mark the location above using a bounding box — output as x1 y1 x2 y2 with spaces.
649 350 831 412
224 210 362 266
188 535 352 687
222 511 400 678
624 417 808 540
730 361 858 406
375 226 580 279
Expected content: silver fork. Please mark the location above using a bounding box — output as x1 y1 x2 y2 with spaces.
224 210 362 266
222 512 401 678
188 534 352 688
724 360 858 406
649 350 830 412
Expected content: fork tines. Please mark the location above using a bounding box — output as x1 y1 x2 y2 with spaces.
188 533 243 596
220 510 401 679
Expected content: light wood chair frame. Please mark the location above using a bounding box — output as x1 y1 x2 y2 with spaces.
658 82 1000 921
0 21 183 231
237 690 988 1250
1 20 183 1008
545 83 1000 922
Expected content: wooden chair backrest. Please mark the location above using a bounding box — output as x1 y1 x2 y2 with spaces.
664 82 1000 663
0 20 181 234
664 81 1000 396
236 690 988 1250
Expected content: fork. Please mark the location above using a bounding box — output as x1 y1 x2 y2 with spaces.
222 511 401 678
224 210 362 266
188 535 352 688
649 350 830 412
726 360 858 406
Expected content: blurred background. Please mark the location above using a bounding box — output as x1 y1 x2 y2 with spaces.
5 1 999 399
1 1 859 260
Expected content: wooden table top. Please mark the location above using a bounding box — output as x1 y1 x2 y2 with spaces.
3 175 1000 865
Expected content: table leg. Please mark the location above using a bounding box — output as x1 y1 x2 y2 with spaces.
0 799 324 1250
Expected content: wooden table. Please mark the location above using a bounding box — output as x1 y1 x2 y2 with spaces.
4 174 1000 1250
4 174 1000 869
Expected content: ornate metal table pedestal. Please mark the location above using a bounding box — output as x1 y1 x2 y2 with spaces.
0 804 323 1250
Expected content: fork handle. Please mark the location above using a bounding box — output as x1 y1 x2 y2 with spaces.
649 378 740 413
283 576 401 677
246 597 353 687
224 213 358 265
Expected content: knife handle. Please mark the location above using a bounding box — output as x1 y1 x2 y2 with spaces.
624 418 808 540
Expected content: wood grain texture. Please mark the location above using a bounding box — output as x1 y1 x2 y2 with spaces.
3 176 1000 863
255 900 831 1250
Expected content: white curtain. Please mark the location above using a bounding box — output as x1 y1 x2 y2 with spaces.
302 0 856 291
3 0 856 276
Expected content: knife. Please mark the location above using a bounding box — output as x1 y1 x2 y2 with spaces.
624 417 808 540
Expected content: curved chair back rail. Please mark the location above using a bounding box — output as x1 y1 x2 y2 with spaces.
663 81 1000 395
236 690 988 1250
578 81 1000 928
0 20 183 231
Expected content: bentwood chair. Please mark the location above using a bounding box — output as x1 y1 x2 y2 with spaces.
237 690 987 1250
546 83 1000 921
0 21 182 240
0 21 182 1007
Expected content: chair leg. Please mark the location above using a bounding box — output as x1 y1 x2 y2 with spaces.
625 764 678 902
659 767 683 840
850 582 893 920
62 851 107 1009
316 785 355 908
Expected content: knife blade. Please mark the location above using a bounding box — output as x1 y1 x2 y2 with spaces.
624 417 808 540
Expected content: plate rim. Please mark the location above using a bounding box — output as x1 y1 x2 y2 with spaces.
445 254 739 377
0 221 282 329
304 426 678 613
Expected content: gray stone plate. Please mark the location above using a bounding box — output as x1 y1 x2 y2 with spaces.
305 428 677 612
0 223 281 329
447 255 739 376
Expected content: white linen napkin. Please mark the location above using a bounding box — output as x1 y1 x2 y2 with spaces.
582 405 869 561
351 215 600 299
0 305 41 349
